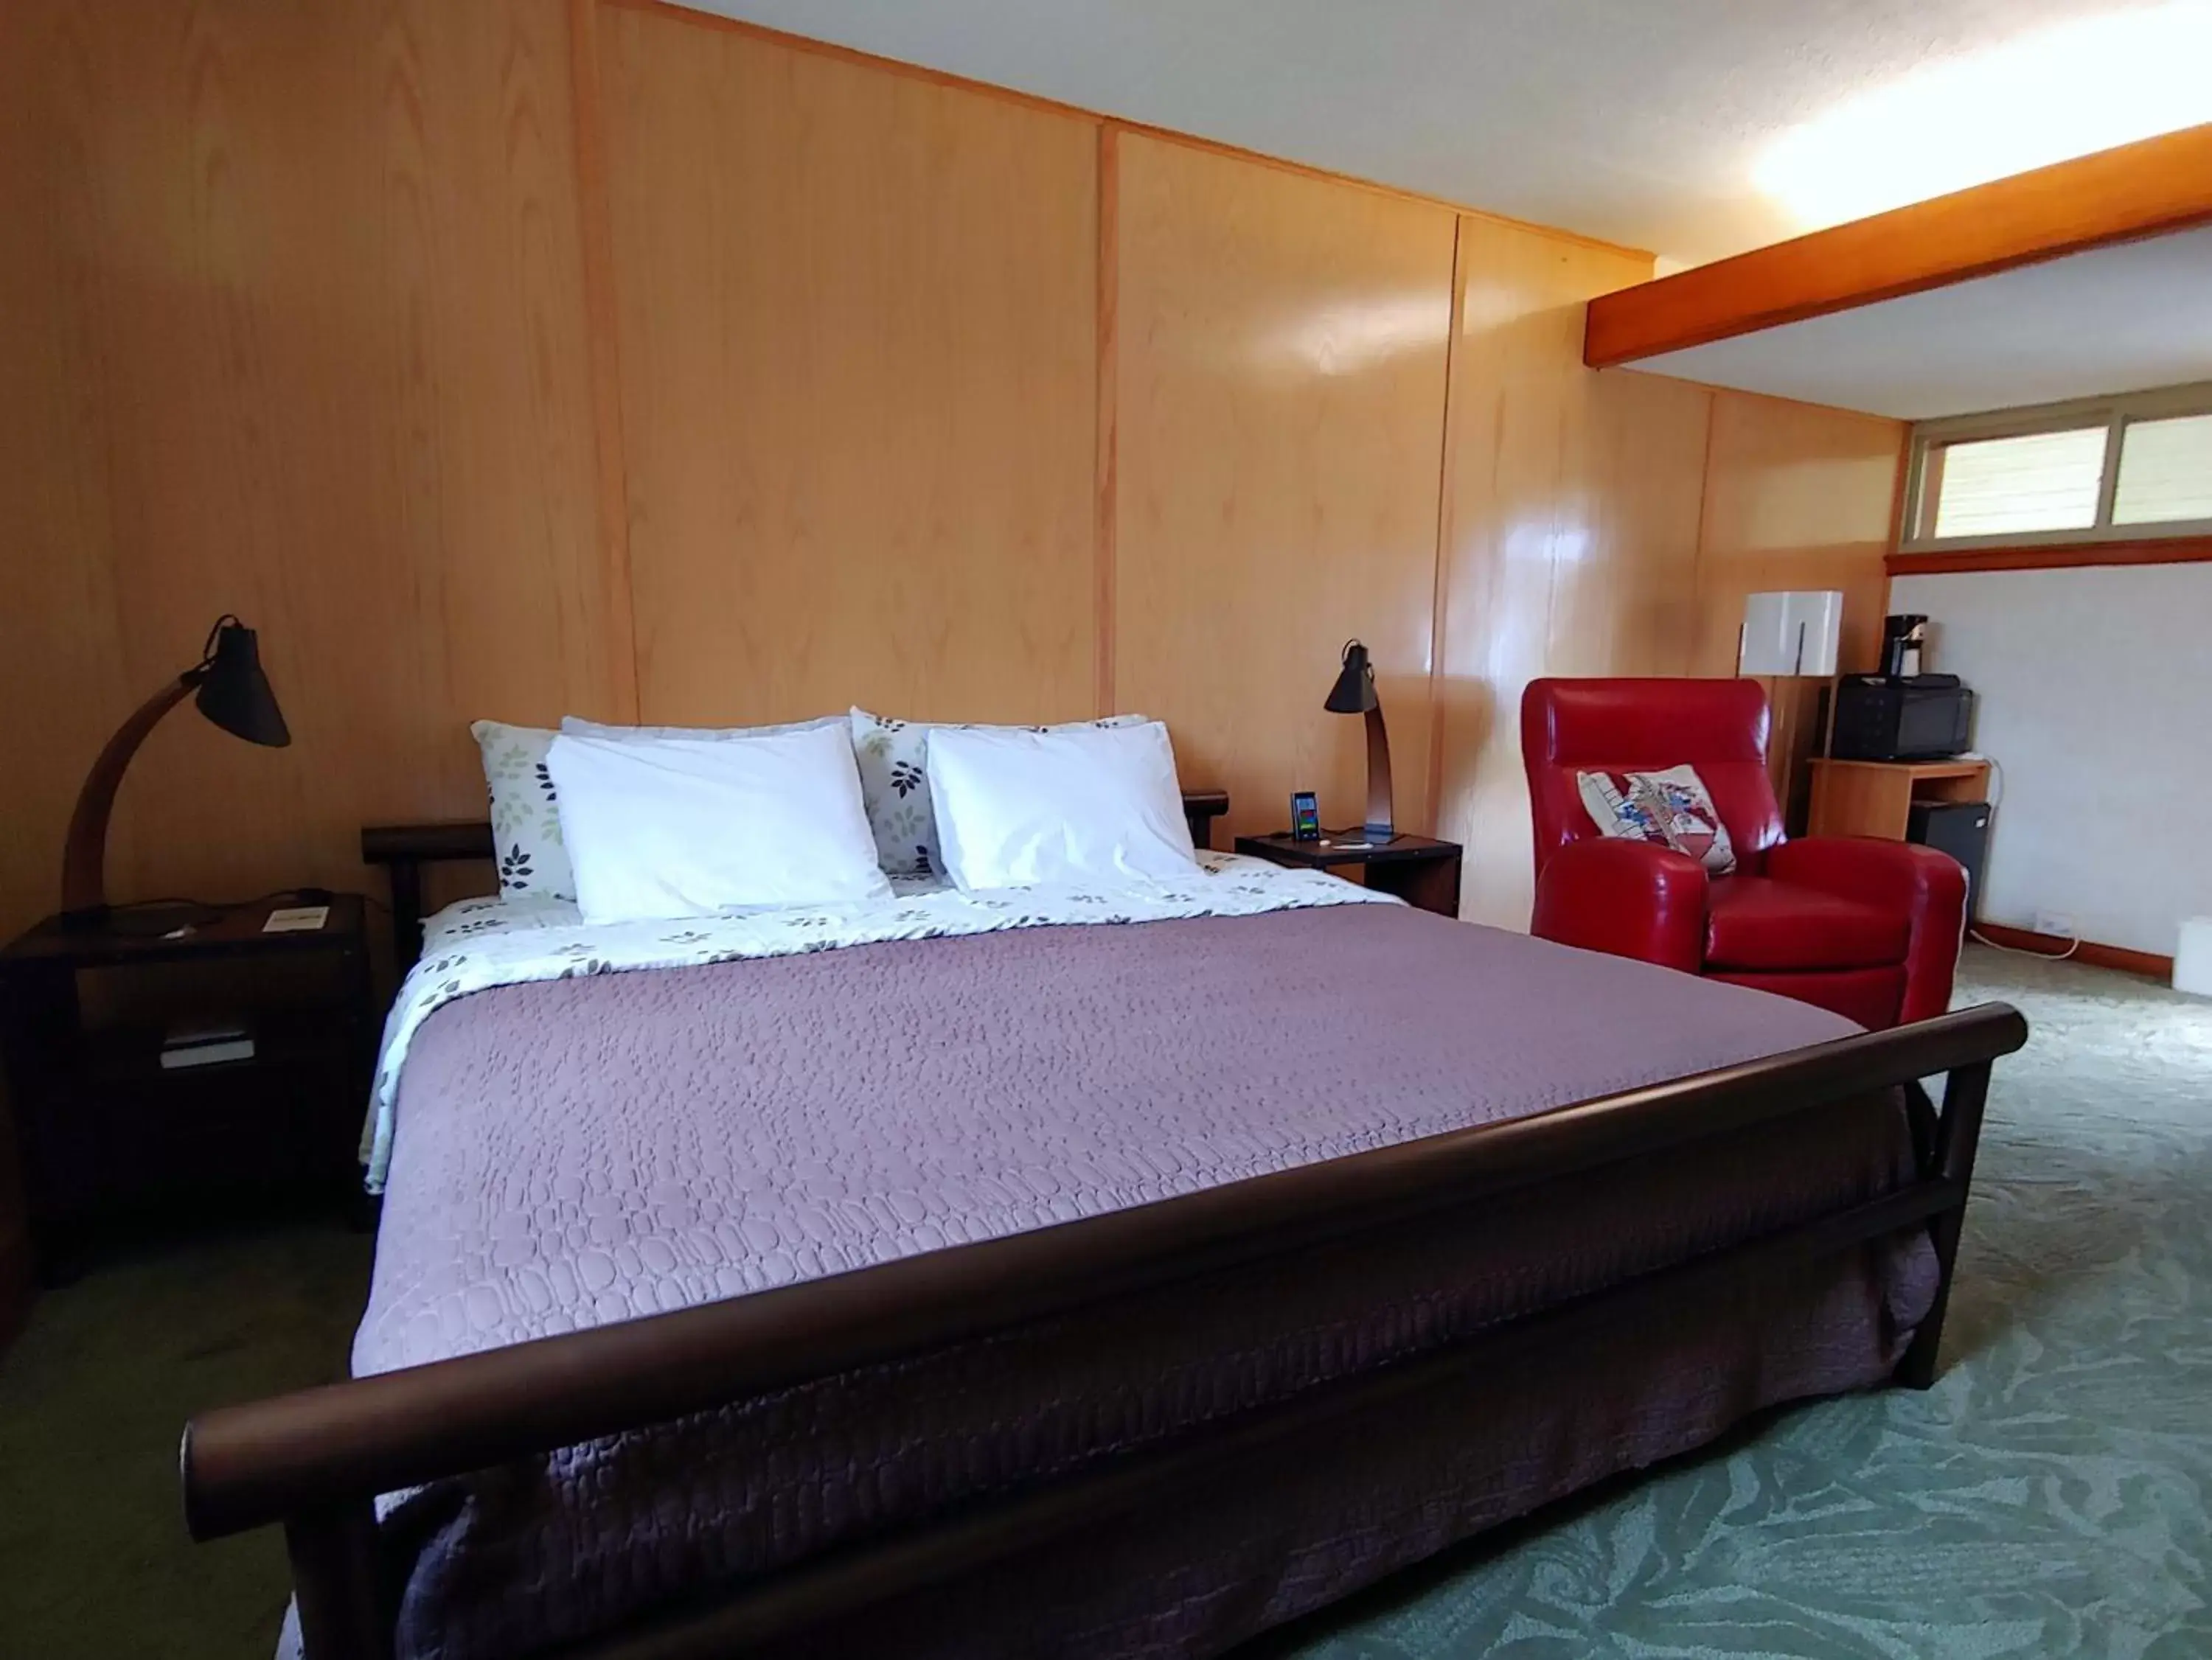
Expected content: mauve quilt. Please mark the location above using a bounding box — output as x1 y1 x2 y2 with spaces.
353 904 1930 1659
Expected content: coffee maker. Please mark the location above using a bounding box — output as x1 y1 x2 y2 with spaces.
1881 614 1929 680
1832 612 1972 761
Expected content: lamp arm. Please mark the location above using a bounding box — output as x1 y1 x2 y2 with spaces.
1363 702 1394 840
61 672 201 914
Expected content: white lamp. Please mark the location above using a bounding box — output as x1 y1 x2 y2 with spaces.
1739 590 1845 825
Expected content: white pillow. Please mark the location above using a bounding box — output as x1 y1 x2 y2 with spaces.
561 714 844 742
545 726 891 923
927 722 1197 890
849 708 1147 879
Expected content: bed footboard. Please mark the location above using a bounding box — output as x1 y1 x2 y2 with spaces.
181 1002 2024 1660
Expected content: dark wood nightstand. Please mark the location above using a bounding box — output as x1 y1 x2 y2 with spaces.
1234 831 1464 918
0 896 374 1282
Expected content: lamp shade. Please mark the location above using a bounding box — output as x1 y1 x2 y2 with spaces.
194 620 291 747
1324 640 1379 713
1739 590 1843 677
62 613 291 923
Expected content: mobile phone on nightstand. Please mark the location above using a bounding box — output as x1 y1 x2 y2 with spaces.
1291 791 1321 840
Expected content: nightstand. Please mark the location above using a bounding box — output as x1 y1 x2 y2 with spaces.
1234 831 1464 918
0 896 374 1282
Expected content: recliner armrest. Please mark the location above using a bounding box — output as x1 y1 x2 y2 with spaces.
1767 836 1965 915
1767 837 1968 1023
1532 837 1708 973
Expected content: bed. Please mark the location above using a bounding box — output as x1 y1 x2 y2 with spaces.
181 791 2026 1660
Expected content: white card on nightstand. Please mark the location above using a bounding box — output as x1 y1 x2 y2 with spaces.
263 905 330 933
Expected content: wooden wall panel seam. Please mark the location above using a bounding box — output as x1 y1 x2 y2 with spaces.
594 0 1650 265
1094 122 1121 717
1685 387 1722 663
1423 215 1468 836
571 0 642 722
1877 405 1913 632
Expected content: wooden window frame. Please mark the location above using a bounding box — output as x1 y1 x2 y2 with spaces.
1899 380 2212 554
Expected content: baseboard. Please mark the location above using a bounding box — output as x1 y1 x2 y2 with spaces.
1972 922 2175 982
0 1224 32 1357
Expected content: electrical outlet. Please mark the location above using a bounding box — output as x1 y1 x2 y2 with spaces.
2033 910 2077 939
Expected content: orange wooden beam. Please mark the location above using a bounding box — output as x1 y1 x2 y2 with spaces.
1585 123 2212 367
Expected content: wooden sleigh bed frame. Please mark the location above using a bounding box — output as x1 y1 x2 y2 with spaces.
180 793 2028 1660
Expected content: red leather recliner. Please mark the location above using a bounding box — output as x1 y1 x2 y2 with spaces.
1522 677 1966 1030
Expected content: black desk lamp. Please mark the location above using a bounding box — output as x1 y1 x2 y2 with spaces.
62 615 291 932
1324 638 1394 843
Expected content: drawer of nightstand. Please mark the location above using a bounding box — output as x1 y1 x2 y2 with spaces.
23 1019 365 1217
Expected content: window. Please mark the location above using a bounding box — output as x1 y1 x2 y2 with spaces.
2112 412 2212 526
1902 383 2212 551
1925 428 2105 538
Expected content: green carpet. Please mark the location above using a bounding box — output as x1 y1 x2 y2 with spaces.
0 946 2204 1658
1270 947 2212 1658
0 1222 370 1659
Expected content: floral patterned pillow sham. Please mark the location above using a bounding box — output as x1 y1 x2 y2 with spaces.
470 721 574 900
1574 764 1738 876
848 708 1145 879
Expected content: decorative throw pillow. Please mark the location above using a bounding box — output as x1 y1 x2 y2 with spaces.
848 708 1146 878
1575 764 1737 875
471 721 574 901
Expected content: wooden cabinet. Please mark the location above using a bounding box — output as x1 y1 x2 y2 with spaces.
0 897 375 1283
1234 832 1464 918
1806 758 1991 841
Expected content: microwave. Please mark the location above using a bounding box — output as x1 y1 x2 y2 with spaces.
1830 677 1974 762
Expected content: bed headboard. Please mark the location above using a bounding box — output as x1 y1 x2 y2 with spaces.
361 790 1231 972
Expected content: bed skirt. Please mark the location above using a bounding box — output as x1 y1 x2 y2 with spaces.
762 1232 1930 1659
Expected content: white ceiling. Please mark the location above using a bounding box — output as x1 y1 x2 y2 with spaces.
676 0 2208 268
1627 226 2212 418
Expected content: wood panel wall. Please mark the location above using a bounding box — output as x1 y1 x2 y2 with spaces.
600 5 1101 727
1110 133 1457 843
1431 221 1715 928
0 0 1907 952
1 0 622 934
1691 396 1907 834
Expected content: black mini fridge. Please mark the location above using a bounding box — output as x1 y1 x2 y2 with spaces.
1908 800 1992 921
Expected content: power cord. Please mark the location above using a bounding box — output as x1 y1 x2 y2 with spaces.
1949 754 2076 959
1969 927 2079 962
